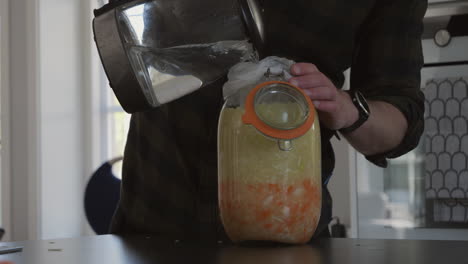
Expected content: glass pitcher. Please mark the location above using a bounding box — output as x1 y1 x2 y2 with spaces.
218 67 322 244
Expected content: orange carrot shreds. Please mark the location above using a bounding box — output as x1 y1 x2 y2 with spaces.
268 183 281 193
219 179 321 243
275 225 285 234
303 179 314 191
247 184 256 192
255 209 272 221
300 202 312 213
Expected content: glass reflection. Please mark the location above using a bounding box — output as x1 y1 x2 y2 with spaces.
122 4 145 44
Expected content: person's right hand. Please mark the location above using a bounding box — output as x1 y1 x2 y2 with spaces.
289 63 358 131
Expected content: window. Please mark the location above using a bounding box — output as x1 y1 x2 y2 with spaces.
101 89 130 179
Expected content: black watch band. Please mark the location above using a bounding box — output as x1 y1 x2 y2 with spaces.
338 90 370 134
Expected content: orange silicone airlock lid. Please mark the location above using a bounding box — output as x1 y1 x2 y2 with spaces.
242 81 315 140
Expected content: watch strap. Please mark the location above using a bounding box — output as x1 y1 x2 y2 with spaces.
338 90 369 134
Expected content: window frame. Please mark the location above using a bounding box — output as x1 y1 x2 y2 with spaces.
0 0 11 241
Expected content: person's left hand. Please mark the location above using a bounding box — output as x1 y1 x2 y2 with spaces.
289 63 357 131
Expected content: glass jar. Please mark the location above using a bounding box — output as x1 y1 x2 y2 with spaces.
218 69 321 244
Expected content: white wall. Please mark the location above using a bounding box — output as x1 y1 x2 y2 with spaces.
7 0 99 241
9 0 41 241
38 0 85 240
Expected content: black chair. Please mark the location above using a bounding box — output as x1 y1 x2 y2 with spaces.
84 157 123 235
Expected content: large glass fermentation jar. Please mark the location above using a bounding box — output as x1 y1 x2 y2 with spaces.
218 67 322 244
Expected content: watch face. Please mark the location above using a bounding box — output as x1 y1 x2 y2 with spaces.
355 91 370 117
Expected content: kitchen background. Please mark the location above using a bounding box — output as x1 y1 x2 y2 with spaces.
0 0 467 242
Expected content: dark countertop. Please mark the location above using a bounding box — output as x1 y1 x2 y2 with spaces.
1 235 468 264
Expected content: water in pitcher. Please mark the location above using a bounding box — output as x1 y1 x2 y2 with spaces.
128 40 257 105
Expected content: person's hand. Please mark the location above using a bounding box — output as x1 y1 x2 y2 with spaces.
289 63 358 131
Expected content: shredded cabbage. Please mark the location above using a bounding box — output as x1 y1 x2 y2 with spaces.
218 106 322 244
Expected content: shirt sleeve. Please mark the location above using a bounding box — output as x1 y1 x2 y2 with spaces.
350 0 428 167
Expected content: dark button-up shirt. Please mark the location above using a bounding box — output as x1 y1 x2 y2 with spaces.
110 0 427 242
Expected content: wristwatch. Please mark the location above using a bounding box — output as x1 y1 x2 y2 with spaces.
338 90 370 134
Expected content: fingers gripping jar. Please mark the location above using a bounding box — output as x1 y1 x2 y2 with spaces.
218 63 322 244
